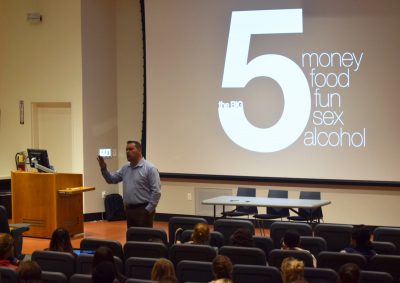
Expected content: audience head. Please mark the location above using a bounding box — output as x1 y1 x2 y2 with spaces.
351 225 372 248
338 263 360 283
191 223 210 244
212 255 233 280
229 228 254 247
282 230 301 249
0 233 15 259
151 258 176 281
17 260 42 283
93 246 116 268
49 227 73 253
281 257 306 283
92 261 116 283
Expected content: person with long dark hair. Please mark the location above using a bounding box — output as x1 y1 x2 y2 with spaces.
48 228 75 256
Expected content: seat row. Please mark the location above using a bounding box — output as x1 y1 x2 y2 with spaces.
77 219 400 265
1 258 397 283
23 241 400 282
167 217 400 255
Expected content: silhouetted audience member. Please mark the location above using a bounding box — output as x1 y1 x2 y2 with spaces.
17 260 42 283
338 263 360 283
48 228 76 256
281 229 317 267
151 258 176 281
0 233 18 269
281 257 308 283
229 228 254 247
342 225 376 259
210 255 233 283
93 246 126 282
92 261 117 283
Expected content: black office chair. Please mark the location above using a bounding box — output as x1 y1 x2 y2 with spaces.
123 241 168 259
42 271 68 283
219 246 267 266
304 267 339 283
80 238 124 261
299 236 327 257
214 218 255 245
314 223 353 252
317 251 367 271
69 274 92 283
359 270 394 283
373 227 400 255
76 253 123 275
176 260 214 283
253 189 289 236
287 191 323 223
0 205 30 259
233 264 283 283
269 221 313 248
32 250 76 279
126 226 168 246
169 244 217 267
124 257 157 280
368 254 400 283
268 249 314 268
253 235 274 258
371 240 397 255
0 266 19 283
221 187 258 218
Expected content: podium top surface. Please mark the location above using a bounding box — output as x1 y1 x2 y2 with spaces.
58 186 95 195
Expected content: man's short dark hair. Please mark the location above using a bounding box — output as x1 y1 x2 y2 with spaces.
127 141 142 152
352 225 371 248
283 229 301 248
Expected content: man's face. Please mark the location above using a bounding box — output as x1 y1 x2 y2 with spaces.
126 143 141 164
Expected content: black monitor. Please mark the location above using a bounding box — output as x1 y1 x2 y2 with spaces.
27 148 52 173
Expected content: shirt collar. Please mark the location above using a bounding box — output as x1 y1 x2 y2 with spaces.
130 157 145 168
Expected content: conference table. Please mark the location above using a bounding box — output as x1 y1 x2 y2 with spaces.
202 195 331 219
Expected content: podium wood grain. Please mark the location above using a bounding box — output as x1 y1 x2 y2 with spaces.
11 171 85 238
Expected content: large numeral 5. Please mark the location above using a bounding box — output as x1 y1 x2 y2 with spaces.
219 9 310 152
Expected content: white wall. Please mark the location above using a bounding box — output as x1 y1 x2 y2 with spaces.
81 0 120 213
1 0 399 226
0 0 83 176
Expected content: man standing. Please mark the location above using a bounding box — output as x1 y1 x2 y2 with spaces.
97 141 161 228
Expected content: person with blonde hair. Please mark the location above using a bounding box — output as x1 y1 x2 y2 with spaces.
0 233 18 269
151 258 176 282
281 257 308 283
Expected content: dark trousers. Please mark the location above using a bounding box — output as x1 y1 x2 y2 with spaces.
125 204 155 228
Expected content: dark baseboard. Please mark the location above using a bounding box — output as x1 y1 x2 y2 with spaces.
84 212 105 222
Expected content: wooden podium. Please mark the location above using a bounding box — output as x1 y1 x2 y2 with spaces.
11 171 94 238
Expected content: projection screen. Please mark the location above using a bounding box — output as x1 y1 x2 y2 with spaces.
144 0 400 185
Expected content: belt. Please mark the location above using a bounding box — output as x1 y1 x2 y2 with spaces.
125 203 148 209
